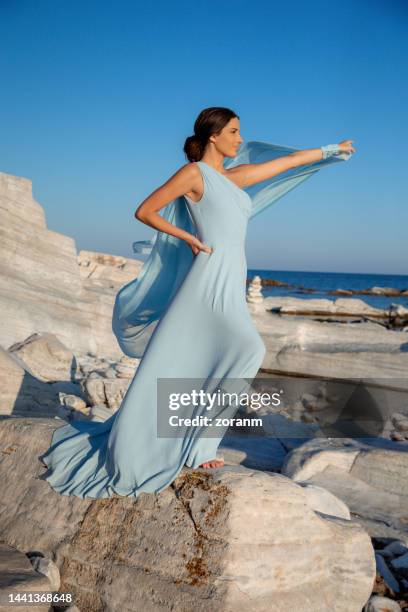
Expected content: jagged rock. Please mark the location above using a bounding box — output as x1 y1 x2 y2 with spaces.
0 418 376 611
114 363 137 378
0 171 143 358
27 554 60 591
78 249 141 288
80 377 130 411
50 380 85 397
0 347 59 417
100 367 117 379
79 363 100 375
302 393 330 412
389 304 408 327
118 355 140 367
7 332 77 382
391 413 408 434
60 394 87 412
390 304 408 317
0 542 52 612
390 431 406 442
80 374 103 398
57 394 90 420
281 437 408 545
86 371 102 380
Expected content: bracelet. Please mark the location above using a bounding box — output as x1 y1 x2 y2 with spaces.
321 144 341 159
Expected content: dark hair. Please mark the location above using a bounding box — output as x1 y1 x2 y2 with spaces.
183 107 239 163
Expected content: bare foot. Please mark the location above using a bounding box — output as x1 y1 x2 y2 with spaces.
199 458 225 469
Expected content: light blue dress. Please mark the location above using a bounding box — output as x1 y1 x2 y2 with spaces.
39 141 351 498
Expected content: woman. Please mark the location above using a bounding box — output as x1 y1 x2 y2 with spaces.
39 107 355 498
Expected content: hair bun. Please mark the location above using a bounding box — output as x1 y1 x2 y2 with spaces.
183 134 203 163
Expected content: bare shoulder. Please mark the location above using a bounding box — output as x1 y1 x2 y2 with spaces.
173 161 201 179
161 162 202 189
171 162 203 202
225 163 251 189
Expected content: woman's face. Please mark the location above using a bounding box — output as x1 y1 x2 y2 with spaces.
212 117 244 158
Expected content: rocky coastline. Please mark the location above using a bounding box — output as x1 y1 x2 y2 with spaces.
1 170 407 611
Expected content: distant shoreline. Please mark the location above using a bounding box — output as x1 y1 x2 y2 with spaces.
246 269 408 310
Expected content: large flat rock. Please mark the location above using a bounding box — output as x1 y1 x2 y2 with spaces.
281 437 408 545
0 417 376 611
253 310 408 385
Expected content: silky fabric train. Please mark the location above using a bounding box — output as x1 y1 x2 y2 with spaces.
39 141 351 498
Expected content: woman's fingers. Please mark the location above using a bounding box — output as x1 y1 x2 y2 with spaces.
338 139 356 154
189 236 213 256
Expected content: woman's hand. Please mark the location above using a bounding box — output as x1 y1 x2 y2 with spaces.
186 235 213 256
338 140 356 155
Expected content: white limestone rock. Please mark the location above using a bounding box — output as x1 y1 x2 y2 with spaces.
0 171 143 358
281 437 408 544
7 332 77 382
299 482 351 520
114 362 138 378
247 275 264 303
0 418 376 612
264 296 386 317
60 394 87 412
100 366 117 379
252 310 408 385
81 376 131 411
78 249 141 287
391 412 408 433
0 347 60 417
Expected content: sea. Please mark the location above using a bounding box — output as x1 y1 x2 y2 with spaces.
247 269 408 310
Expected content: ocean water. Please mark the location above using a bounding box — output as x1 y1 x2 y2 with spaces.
247 269 408 310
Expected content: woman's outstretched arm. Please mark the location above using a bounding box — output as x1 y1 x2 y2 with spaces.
239 139 356 188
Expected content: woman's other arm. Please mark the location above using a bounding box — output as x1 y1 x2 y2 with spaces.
134 163 212 255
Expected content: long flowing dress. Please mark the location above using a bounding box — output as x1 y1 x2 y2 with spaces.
39 141 351 498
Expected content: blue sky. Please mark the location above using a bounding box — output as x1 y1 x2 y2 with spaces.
1 0 407 274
